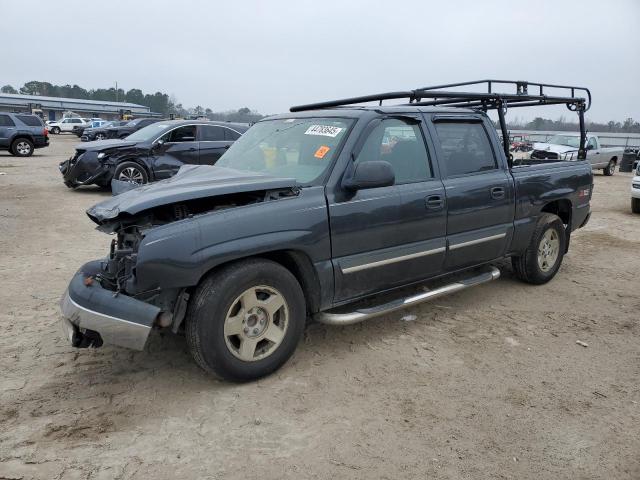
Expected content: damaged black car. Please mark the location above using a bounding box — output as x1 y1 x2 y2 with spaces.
59 120 248 188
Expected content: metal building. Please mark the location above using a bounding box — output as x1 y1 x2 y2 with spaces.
0 93 154 121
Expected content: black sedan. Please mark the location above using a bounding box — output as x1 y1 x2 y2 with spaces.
81 117 160 141
59 120 248 188
79 120 129 141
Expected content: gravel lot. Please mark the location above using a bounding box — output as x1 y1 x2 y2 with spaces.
1 135 639 479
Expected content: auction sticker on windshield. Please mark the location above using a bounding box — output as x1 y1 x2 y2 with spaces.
304 125 343 137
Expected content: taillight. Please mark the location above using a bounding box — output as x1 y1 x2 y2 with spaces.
44 128 48 136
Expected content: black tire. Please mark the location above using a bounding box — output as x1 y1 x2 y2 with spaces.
186 259 306 382
632 198 640 214
11 138 34 157
603 160 616 176
511 213 566 285
113 161 148 185
51 126 60 134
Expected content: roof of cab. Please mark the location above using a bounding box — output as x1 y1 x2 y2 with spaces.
267 105 482 120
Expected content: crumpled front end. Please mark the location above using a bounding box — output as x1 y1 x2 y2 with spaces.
59 149 113 188
60 260 161 350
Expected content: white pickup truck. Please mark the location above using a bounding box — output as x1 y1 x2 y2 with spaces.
47 117 90 135
530 134 624 176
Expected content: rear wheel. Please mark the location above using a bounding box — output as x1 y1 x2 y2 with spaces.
114 161 148 184
512 213 566 284
632 198 640 214
186 259 306 382
603 160 616 176
95 132 107 140
11 138 34 157
51 126 60 134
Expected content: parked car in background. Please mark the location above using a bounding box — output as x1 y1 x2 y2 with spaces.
632 162 640 213
81 120 129 141
530 134 624 175
0 112 49 156
59 120 247 187
102 117 160 139
73 119 110 137
47 117 90 134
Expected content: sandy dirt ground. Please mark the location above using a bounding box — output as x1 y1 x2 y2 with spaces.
1 135 639 480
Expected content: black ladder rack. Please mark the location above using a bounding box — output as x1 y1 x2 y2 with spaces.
289 80 591 163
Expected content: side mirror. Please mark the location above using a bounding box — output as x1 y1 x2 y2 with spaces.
586 144 594 150
155 139 165 148
343 161 395 190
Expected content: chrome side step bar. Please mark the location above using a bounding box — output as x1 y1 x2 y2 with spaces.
314 266 500 326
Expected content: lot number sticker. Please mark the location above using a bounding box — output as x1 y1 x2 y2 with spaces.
304 125 343 137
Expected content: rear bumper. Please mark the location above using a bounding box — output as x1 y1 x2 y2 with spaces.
60 261 161 350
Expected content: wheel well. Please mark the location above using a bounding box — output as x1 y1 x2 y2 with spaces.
116 158 150 177
198 250 322 315
11 135 34 145
541 199 572 227
610 156 617 164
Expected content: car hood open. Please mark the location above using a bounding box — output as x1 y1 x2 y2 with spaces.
86 165 298 224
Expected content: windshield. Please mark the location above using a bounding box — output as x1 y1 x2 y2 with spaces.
124 122 175 142
216 118 353 184
546 135 580 148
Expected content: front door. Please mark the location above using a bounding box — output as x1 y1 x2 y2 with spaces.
428 116 513 271
197 125 233 165
152 125 199 179
0 114 16 147
328 116 447 303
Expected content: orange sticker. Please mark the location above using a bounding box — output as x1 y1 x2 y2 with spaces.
314 145 331 159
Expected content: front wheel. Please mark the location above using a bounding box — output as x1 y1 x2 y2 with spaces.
632 198 640 214
186 259 306 382
51 126 60 134
512 213 566 285
113 161 148 185
603 160 616 176
95 133 107 140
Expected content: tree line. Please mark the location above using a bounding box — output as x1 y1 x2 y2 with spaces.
501 116 640 134
0 81 264 123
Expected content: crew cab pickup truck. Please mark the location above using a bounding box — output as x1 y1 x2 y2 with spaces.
531 134 624 176
59 80 594 382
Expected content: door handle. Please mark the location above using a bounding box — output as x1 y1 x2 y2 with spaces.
425 195 444 210
490 187 505 200
188 147 197 152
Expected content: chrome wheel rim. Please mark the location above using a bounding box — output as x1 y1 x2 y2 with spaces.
16 142 31 155
96 133 106 140
223 285 289 362
537 228 560 272
118 167 144 184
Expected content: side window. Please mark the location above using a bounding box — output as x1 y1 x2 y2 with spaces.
587 137 597 150
0 115 15 127
16 115 43 126
354 118 432 184
72 119 81 124
433 122 497 177
163 125 196 142
224 128 241 141
199 125 225 141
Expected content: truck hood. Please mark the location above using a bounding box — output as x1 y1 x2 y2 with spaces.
76 139 137 151
86 165 298 224
532 142 578 154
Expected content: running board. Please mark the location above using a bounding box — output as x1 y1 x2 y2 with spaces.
314 266 500 326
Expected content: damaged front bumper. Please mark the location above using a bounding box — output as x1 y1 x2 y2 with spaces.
59 152 113 188
60 261 161 350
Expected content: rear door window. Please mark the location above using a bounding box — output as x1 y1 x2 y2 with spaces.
433 121 497 177
199 125 225 141
0 115 15 127
224 128 241 141
16 115 43 126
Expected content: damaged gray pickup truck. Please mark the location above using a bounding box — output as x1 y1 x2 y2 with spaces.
61 80 594 381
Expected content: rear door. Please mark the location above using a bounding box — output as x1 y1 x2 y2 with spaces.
427 115 514 271
152 125 199 179
197 125 233 164
0 114 16 147
328 116 447 302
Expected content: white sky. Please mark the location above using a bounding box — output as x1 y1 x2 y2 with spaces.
1 0 639 122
